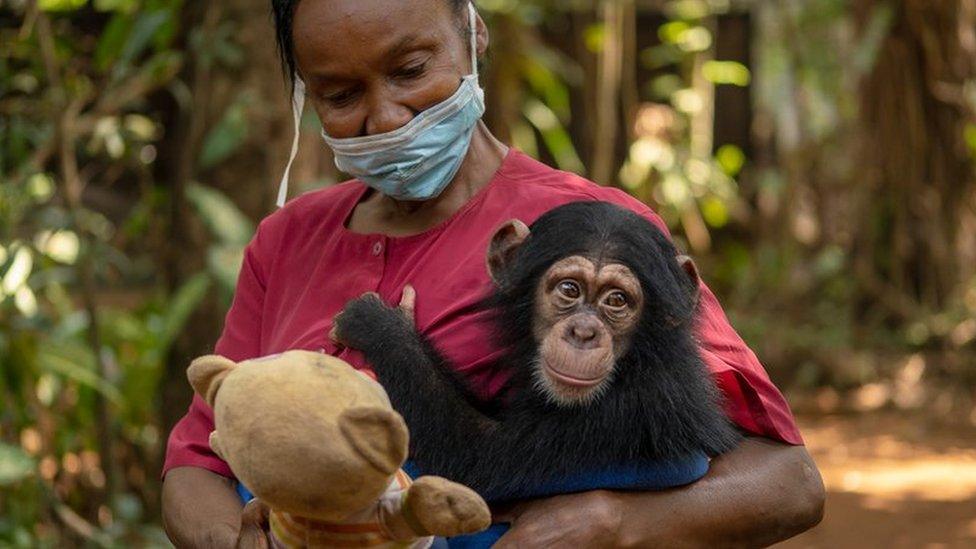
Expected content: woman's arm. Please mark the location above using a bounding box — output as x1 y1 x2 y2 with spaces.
494 437 825 548
161 467 245 547
162 467 273 549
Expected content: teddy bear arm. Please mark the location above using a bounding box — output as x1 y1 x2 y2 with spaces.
397 476 491 539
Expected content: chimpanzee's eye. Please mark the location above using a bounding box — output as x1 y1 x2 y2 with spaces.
557 280 581 299
604 291 628 308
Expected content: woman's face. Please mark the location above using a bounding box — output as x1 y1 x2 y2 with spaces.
293 0 478 139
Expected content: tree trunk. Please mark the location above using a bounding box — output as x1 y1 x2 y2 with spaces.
853 0 976 322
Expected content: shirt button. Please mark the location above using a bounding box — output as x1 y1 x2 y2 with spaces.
371 242 383 256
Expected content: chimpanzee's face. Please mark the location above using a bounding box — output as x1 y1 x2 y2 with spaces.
531 255 643 406
486 208 699 408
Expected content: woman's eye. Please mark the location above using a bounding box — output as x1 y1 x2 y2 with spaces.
324 89 358 107
604 291 628 308
557 280 581 300
394 62 426 80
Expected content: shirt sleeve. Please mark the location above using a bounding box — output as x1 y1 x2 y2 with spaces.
597 189 803 444
695 284 803 444
161 222 272 479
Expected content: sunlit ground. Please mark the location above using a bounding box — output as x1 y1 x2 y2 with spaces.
777 412 976 548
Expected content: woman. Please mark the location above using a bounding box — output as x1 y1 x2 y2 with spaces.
162 1 825 546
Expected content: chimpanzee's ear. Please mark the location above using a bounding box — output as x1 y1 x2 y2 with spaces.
486 219 530 285
676 255 702 305
187 355 237 407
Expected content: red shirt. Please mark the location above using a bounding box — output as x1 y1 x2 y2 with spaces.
163 150 802 478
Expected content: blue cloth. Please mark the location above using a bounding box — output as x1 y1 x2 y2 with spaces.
237 482 254 503
403 455 710 548
237 456 709 548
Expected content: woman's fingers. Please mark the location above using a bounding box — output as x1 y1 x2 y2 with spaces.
236 498 271 549
399 285 416 322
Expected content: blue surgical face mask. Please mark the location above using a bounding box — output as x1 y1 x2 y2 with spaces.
276 3 485 206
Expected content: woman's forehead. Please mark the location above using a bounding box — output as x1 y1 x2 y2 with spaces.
292 0 457 73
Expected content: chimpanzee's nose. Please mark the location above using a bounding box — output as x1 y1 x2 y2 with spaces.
564 318 601 349
573 324 596 341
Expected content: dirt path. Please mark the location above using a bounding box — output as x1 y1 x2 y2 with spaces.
777 412 976 548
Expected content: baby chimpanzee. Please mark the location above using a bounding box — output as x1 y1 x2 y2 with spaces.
332 201 740 501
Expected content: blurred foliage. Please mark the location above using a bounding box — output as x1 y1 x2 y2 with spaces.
0 0 237 545
2 0 975 545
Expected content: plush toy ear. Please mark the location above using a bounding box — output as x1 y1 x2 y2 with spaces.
187 355 237 407
486 219 530 285
209 431 225 460
339 407 409 476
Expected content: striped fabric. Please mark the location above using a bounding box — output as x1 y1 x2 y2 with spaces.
268 470 433 549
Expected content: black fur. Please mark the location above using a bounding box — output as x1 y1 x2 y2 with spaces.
334 201 741 498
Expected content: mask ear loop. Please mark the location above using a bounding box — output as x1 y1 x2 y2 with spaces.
276 77 305 208
468 2 478 77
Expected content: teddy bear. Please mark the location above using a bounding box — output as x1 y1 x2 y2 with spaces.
187 350 491 548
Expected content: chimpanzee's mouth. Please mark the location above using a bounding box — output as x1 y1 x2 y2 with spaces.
542 361 607 387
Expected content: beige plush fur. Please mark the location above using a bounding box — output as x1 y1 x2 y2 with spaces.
187 350 490 544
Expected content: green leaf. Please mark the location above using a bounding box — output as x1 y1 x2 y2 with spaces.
510 121 539 159
700 196 729 228
853 4 894 76
641 44 682 70
716 144 746 176
584 23 605 53
142 50 183 85
964 123 976 156
36 344 123 404
666 0 712 20
0 443 35 486
185 184 255 246
119 10 172 68
658 21 691 45
94 14 133 72
198 96 250 169
158 273 211 351
521 57 572 122
702 61 751 86
522 98 584 174
647 73 683 100
207 246 245 295
94 0 138 11
38 0 88 12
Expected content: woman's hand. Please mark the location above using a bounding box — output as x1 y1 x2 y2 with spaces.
492 490 622 549
330 285 417 350
235 499 272 549
163 466 268 549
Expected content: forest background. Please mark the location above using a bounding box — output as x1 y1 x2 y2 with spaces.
2 0 975 546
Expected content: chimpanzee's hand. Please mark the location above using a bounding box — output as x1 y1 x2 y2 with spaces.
330 286 417 351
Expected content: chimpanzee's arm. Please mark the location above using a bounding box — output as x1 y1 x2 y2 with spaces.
331 294 501 476
334 294 581 495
